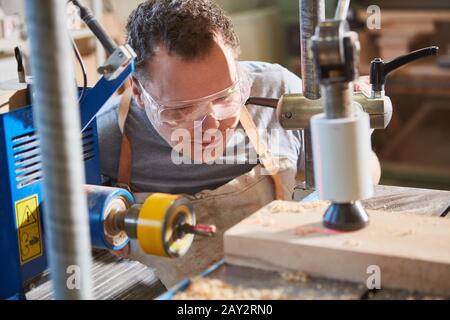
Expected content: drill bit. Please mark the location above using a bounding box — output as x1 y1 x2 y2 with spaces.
180 223 217 237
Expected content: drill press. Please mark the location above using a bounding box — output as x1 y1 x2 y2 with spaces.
309 1 438 231
309 1 372 231
259 0 437 231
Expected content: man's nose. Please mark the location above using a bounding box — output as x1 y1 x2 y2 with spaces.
202 113 220 131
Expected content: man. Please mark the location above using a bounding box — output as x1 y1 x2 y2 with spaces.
97 0 381 288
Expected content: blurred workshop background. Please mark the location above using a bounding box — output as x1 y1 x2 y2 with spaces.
1 0 449 190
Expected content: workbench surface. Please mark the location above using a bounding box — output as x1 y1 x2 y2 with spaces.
26 185 450 300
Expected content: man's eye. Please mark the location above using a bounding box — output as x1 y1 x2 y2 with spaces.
162 109 184 120
178 105 197 114
163 105 196 118
213 96 232 104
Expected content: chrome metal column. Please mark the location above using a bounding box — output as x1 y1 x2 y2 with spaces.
25 0 93 299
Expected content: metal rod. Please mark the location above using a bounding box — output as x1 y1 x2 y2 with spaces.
92 0 106 70
25 0 93 299
299 0 324 190
334 0 351 21
303 128 315 189
300 0 325 100
322 83 353 119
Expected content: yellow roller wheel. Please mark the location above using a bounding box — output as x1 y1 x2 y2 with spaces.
137 193 195 257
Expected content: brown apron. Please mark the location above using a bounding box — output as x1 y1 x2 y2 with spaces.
115 89 298 288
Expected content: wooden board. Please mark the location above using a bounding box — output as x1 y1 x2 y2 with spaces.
224 201 450 296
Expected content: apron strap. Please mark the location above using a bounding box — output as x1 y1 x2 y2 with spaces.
118 87 132 135
116 87 134 192
239 106 284 200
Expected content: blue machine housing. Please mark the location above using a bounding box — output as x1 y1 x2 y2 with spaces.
87 185 134 251
0 63 134 300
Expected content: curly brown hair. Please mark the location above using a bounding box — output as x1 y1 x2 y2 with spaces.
126 0 240 79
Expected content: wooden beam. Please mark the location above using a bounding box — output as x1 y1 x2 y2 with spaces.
224 201 450 296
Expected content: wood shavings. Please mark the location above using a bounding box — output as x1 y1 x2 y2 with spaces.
173 278 289 300
294 227 314 236
267 200 329 214
422 296 445 300
244 217 276 228
343 239 361 247
396 230 414 237
294 225 343 236
280 271 309 283
331 294 357 300
260 218 276 227
406 295 444 300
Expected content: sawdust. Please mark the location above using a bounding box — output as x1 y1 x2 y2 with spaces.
343 239 361 247
280 271 309 283
243 216 277 228
267 200 329 214
406 295 444 300
294 227 313 236
396 229 414 237
173 276 364 300
253 217 276 227
173 278 289 300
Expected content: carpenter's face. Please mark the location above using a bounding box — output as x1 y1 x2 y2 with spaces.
133 36 250 162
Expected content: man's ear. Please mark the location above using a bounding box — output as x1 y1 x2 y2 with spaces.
131 76 145 109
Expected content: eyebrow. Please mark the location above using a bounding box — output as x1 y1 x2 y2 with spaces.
140 61 241 106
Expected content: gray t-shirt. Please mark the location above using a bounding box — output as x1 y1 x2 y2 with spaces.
97 61 303 195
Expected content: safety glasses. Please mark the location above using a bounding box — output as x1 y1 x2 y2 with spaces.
139 64 251 129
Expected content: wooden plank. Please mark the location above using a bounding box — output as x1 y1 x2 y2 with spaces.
363 186 450 217
224 201 450 296
300 185 450 217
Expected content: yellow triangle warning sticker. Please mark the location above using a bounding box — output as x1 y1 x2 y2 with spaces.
21 205 37 227
15 195 43 264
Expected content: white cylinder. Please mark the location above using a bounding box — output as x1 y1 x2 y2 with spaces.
311 111 374 203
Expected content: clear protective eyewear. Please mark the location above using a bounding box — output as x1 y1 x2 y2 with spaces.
139 65 251 129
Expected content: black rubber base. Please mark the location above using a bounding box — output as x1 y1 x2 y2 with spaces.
323 201 369 231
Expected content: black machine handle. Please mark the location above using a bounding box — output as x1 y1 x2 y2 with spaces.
245 97 278 108
370 46 439 92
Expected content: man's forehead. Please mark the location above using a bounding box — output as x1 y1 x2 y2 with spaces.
143 38 237 102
